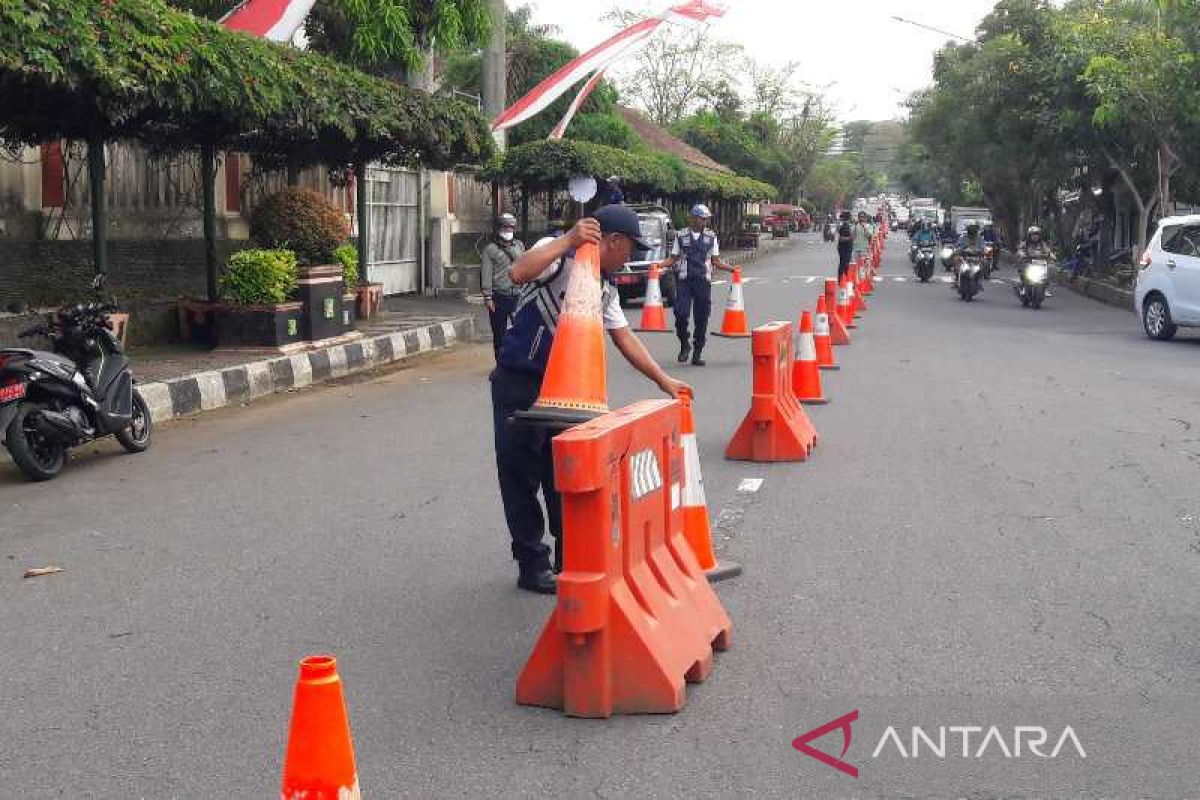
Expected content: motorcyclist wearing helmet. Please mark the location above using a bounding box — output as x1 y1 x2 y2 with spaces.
481 212 525 360
658 203 734 366
1019 226 1053 261
956 222 985 257
912 220 937 248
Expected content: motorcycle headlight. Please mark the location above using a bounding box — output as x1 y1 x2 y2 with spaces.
1025 263 1048 282
941 247 954 260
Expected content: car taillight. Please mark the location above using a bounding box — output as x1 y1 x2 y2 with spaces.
1139 251 1153 269
0 381 26 403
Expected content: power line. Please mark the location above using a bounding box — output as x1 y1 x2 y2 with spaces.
889 15 976 44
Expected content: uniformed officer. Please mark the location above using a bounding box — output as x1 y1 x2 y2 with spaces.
491 204 691 594
658 204 733 367
480 213 524 361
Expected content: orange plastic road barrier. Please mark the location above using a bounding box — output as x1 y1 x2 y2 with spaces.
636 263 671 333
813 296 839 370
516 241 608 426
792 311 828 405
824 280 851 345
712 266 751 338
281 656 360 800
516 399 733 718
725 321 818 462
678 388 742 583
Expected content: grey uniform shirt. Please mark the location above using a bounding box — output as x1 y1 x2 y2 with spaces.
481 239 525 297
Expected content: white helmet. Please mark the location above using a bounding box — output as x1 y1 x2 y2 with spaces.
690 204 713 219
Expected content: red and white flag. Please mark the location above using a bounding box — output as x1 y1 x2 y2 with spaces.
220 0 317 43
548 69 607 140
494 1 726 133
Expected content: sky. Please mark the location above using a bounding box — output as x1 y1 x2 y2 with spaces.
512 0 1001 122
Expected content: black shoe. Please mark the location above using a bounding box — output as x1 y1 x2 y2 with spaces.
517 567 557 595
677 343 692 363
691 349 706 366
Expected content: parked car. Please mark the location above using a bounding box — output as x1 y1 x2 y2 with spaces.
611 204 677 307
1135 214 1200 340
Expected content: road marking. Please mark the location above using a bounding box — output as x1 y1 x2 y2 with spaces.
737 477 764 493
806 276 818 284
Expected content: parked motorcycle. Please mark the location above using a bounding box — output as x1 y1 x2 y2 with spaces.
0 282 152 481
1015 257 1052 310
955 251 984 301
914 246 937 282
822 222 835 242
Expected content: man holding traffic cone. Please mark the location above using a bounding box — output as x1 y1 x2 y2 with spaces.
658 204 735 367
491 205 690 594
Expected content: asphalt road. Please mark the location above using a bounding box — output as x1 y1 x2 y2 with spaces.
3 233 1199 798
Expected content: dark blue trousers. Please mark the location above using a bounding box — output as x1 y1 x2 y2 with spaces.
674 274 713 350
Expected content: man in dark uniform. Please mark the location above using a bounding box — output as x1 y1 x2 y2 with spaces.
491 204 691 594
658 204 733 367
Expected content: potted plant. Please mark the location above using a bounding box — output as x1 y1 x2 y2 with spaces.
249 187 352 341
334 244 359 333
215 248 304 348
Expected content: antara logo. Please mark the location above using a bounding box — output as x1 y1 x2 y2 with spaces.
793 711 1086 778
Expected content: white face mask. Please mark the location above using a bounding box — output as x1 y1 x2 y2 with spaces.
499 230 514 242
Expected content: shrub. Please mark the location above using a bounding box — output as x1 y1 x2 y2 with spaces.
334 243 359 289
249 188 350 266
221 249 298 305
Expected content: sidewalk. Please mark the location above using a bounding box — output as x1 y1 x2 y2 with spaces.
128 295 481 425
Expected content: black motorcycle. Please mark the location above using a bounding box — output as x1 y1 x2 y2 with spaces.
955 251 984 301
1015 256 1052 310
0 293 152 481
914 245 937 282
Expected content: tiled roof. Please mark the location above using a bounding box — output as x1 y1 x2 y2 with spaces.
616 106 733 174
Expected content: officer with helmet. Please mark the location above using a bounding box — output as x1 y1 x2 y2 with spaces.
658 204 734 366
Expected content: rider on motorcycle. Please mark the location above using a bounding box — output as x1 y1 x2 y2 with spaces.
954 222 985 286
913 220 937 248
1018 226 1055 293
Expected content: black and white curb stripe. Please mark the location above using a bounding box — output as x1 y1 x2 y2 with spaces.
138 318 473 424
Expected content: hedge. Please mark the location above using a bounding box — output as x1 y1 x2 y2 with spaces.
0 0 492 169
483 138 776 202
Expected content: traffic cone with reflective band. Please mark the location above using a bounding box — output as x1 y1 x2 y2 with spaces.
712 267 751 338
636 263 670 333
281 656 360 800
792 311 828 405
813 296 839 370
825 279 851 345
679 388 742 583
855 259 870 309
512 242 608 427
839 276 858 329
847 272 863 319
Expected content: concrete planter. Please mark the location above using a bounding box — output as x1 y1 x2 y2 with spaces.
215 301 305 349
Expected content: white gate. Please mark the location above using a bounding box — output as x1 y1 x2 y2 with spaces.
366 166 422 295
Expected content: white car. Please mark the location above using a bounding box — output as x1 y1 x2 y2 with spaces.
1135 214 1200 340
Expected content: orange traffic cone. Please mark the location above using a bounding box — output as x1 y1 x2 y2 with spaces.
813 296 839 370
712 267 751 338
679 388 742 583
855 259 870 311
512 242 608 427
636 263 670 333
825 279 851 345
839 276 858 329
792 311 828 405
281 655 360 800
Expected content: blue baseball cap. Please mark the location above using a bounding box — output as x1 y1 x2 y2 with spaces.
593 204 650 254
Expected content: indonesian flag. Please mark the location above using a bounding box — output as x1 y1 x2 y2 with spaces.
220 0 317 43
493 1 726 133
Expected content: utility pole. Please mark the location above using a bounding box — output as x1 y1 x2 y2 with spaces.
482 0 507 152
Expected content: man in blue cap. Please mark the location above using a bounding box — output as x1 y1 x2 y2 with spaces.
491 204 691 594
658 204 734 366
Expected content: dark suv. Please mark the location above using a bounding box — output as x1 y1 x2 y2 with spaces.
611 204 677 307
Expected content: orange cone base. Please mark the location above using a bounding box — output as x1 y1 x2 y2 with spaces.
635 306 671 333
829 314 851 345
635 325 673 333
819 363 841 371
511 404 603 431
711 331 752 339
